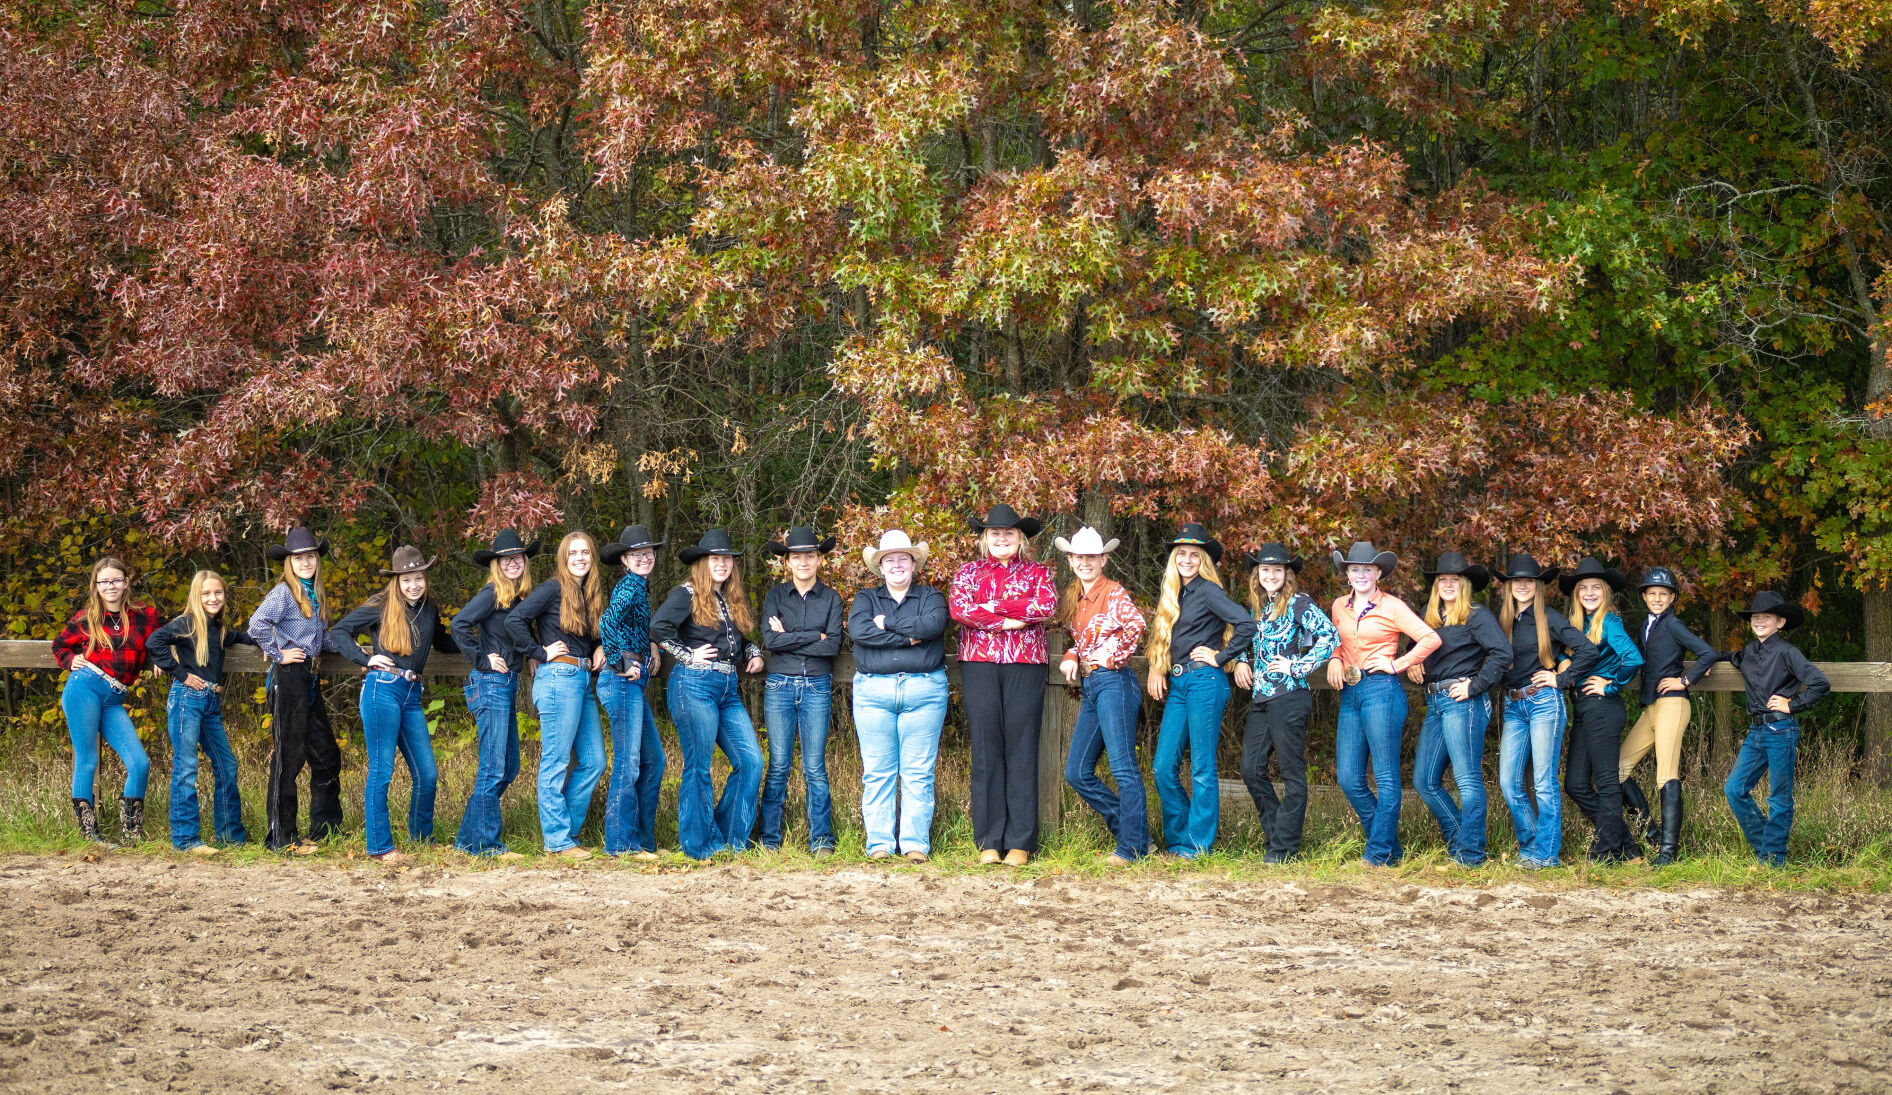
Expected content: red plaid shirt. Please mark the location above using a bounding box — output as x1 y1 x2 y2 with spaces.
52 603 160 686
949 558 1058 664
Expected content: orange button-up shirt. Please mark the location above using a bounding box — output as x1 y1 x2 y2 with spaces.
1330 592 1440 674
1059 578 1146 671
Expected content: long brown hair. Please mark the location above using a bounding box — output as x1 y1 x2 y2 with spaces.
182 570 229 665
690 557 756 632
80 556 133 655
488 557 534 609
1144 548 1226 677
368 576 428 657
280 555 326 621
1247 565 1299 622
554 531 604 638
1500 579 1554 670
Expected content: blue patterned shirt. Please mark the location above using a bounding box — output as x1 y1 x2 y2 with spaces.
600 570 652 673
1246 594 1340 702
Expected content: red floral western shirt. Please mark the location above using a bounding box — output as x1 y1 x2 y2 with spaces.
52 603 160 686
1059 578 1146 671
949 558 1058 664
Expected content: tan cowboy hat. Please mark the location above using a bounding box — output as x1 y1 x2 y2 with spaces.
1054 526 1120 555
862 530 930 575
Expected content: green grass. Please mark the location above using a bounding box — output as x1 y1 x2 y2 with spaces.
6 713 1891 893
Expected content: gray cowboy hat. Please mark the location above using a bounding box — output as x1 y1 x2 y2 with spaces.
267 526 330 561
1332 541 1397 575
599 525 665 563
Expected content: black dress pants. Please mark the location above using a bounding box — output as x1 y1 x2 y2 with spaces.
265 660 344 849
962 661 1046 853
1566 691 1631 859
1240 689 1314 860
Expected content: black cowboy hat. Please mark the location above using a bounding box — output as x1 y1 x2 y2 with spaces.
967 504 1043 539
1332 541 1397 575
1422 551 1490 593
1245 542 1304 573
267 526 330 561
599 525 665 563
766 525 838 556
472 529 543 566
1496 552 1560 584
1736 590 1806 630
1637 566 1680 594
378 545 436 576
679 528 742 565
1558 556 1627 595
1164 522 1224 565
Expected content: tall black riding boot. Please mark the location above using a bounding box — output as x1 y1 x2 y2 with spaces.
1652 780 1683 866
119 795 145 844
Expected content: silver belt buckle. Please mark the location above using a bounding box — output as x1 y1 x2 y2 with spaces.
1169 663 1185 678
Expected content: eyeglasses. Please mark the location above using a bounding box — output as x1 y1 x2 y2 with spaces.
95 578 128 588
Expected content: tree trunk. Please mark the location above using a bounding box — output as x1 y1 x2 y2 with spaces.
1865 587 1892 785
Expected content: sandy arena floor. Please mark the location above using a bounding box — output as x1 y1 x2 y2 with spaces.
1 855 1889 1093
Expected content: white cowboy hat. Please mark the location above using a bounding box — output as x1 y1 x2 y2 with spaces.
1053 526 1120 556
862 530 930 575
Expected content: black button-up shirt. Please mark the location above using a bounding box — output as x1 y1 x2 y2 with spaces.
1720 635 1830 718
1421 604 1512 692
331 596 459 676
848 583 948 674
451 583 523 672
1633 611 1719 706
1501 605 1598 689
760 580 846 677
651 583 763 667
1169 576 1257 668
145 614 255 686
504 580 600 662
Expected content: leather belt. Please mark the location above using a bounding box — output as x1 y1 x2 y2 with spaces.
1426 678 1467 695
1170 661 1219 678
1751 713 1797 728
548 655 588 669
372 667 422 682
1506 685 1547 701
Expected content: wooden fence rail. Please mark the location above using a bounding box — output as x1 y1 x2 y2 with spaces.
3 641 1888 830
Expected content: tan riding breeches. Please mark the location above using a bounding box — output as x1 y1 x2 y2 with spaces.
1618 695 1692 785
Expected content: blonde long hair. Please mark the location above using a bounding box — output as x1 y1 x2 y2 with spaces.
182 570 229 664
1567 583 1617 644
488 557 534 609
689 558 756 632
1500 579 1554 670
367 576 427 657
80 556 133 655
1247 565 1299 622
1144 548 1226 677
280 555 326 621
554 531 603 638
1425 578 1472 629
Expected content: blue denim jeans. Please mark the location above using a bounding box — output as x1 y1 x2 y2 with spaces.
62 668 149 802
597 668 666 855
454 670 520 855
165 682 246 849
1413 690 1490 866
1152 664 1231 857
667 665 764 860
531 662 606 852
1065 666 1148 861
1499 686 1567 866
1725 718 1799 866
359 672 438 856
760 673 836 851
1336 672 1409 865
852 670 949 856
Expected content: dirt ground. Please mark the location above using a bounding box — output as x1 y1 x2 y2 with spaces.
2 856 1890 1094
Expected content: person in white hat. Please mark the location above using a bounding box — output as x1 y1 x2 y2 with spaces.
848 531 950 862
1053 527 1149 865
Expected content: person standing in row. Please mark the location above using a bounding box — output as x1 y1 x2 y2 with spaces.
653 530 766 861
1560 558 1643 863
147 570 254 855
950 505 1058 867
1147 524 1256 859
1055 527 1150 866
1620 566 1718 865
1495 553 1597 869
1232 543 1337 864
249 528 343 854
506 531 608 860
597 525 667 861
450 531 537 860
1409 553 1509 867
331 546 458 864
1721 592 1830 867
758 526 846 856
1326 542 1439 867
849 531 952 862
54 556 160 846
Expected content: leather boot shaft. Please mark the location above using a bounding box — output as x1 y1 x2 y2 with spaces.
119 796 145 844
1653 779 1683 866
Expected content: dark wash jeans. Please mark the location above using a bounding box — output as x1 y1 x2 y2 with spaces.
1413 689 1490 866
166 681 246 849
455 669 519 855
1725 718 1799 865
597 668 666 855
760 673 836 851
667 665 763 860
1064 666 1148 861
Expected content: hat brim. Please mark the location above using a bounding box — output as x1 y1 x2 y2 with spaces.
970 517 1044 538
378 557 436 576
1246 553 1304 573
679 547 741 565
1055 536 1121 555
1498 566 1561 584
864 544 929 574
1424 564 1490 593
766 537 837 556
1738 604 1805 630
474 539 545 565
1332 550 1397 574
1559 568 1626 595
1637 577 1680 593
599 538 664 563
1166 539 1224 565
267 537 330 561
